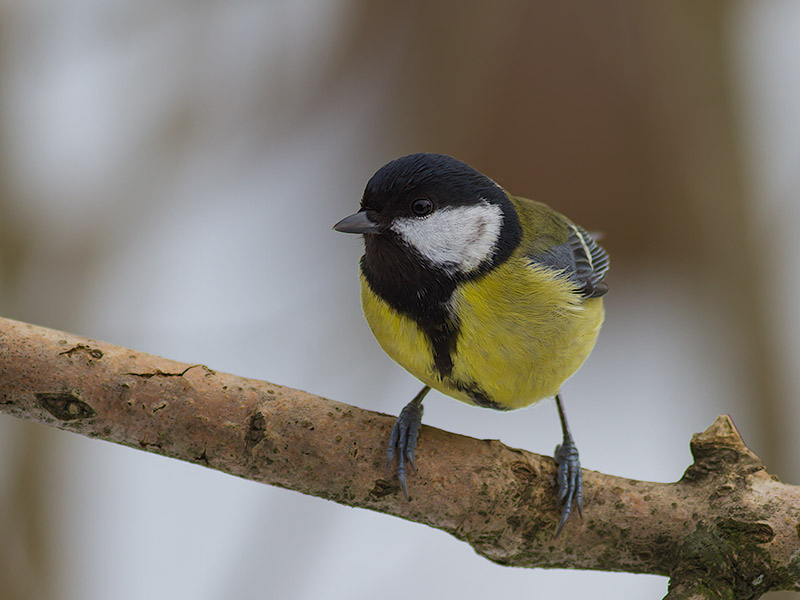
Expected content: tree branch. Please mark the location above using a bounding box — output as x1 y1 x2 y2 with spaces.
0 315 798 598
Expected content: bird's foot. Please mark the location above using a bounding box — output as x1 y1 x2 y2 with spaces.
554 436 583 537
386 400 424 500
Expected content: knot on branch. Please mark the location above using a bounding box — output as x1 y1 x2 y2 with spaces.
36 392 96 421
682 415 765 483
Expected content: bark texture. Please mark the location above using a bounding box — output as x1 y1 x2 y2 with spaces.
0 316 798 598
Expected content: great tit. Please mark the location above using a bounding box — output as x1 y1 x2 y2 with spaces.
334 153 609 535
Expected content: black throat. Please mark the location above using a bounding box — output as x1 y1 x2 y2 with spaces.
361 234 460 376
360 200 521 379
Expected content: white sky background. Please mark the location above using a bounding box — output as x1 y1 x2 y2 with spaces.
0 1 797 599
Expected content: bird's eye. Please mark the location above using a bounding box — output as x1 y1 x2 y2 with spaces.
411 198 433 216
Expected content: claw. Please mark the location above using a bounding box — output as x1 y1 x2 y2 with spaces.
554 436 582 537
386 386 429 500
553 393 583 538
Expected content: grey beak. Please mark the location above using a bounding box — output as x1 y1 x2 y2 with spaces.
333 210 383 234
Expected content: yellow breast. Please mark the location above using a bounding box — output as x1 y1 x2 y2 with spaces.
360 259 604 410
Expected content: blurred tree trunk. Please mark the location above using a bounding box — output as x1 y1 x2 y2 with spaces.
1 8 60 599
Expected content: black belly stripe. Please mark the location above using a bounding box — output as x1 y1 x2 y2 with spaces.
455 381 511 411
422 321 510 411
422 320 459 379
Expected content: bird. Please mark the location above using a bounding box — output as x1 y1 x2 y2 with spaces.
333 153 609 535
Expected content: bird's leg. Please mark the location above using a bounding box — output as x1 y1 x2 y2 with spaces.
386 385 430 500
553 392 583 537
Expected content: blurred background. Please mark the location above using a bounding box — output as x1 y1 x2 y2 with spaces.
0 1 798 598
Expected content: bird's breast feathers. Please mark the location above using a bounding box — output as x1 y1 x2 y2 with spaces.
360 257 604 410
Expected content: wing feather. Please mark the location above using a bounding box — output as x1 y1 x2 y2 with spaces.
527 223 610 298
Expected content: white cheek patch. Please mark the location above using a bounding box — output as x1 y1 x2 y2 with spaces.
391 201 503 273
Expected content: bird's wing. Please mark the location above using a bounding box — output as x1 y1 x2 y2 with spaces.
527 223 610 298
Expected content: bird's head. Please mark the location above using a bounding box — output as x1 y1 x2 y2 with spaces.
334 153 521 277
